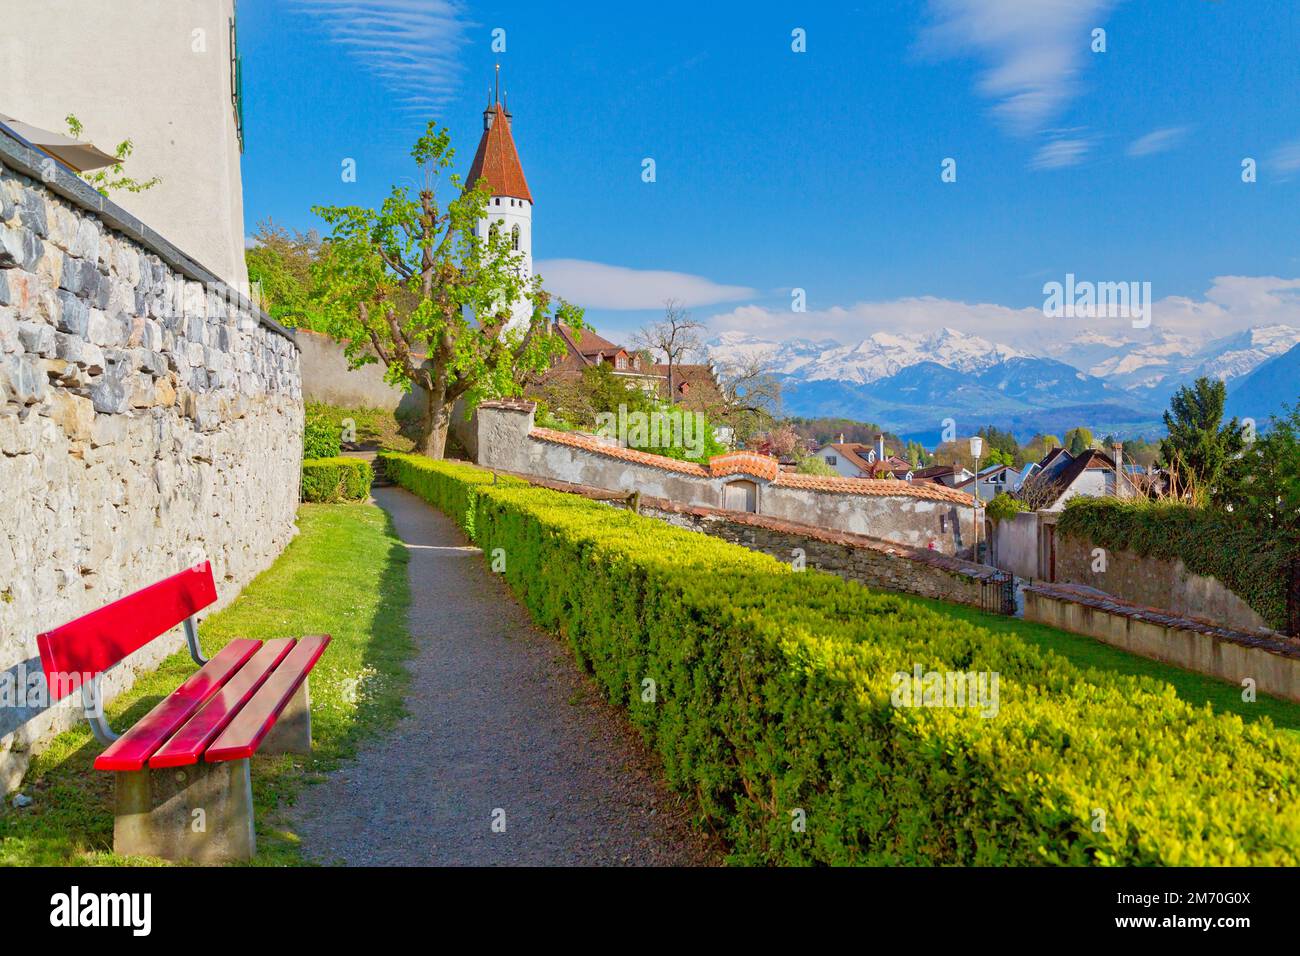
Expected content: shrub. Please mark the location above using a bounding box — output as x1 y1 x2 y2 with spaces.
379 451 1300 865
795 454 837 476
302 457 372 502
986 491 1027 523
304 414 341 460
1057 496 1289 630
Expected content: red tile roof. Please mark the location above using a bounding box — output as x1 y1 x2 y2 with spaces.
528 428 974 503
773 472 974 504
467 104 533 203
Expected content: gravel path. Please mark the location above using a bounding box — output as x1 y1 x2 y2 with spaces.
289 485 721 866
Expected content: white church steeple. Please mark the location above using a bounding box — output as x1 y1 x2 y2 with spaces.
467 65 533 333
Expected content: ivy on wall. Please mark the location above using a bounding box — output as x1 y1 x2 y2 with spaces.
1057 497 1291 631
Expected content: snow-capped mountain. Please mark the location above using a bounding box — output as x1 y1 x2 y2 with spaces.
706 323 1299 439
1047 325 1300 398
1193 325 1300 382
710 328 1028 385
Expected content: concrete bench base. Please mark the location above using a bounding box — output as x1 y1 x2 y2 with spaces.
112 678 314 862
114 758 256 863
260 679 312 755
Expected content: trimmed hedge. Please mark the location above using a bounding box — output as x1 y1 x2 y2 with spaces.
304 415 341 460
381 452 1300 865
302 457 372 503
1057 497 1290 631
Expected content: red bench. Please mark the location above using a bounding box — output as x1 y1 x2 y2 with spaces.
36 561 330 862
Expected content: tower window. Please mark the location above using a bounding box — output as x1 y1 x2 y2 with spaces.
511 224 520 251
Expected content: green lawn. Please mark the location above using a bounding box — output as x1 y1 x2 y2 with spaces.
0 503 412 866
900 594 1300 736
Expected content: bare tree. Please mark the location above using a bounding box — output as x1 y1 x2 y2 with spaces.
717 352 782 446
635 299 705 403
1016 473 1065 511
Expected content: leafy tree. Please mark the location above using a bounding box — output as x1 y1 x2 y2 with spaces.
977 425 1019 462
65 114 161 197
1220 404 1300 541
1065 426 1094 455
1159 377 1245 494
796 454 838 476
311 122 581 458
1020 433 1061 466
245 219 327 328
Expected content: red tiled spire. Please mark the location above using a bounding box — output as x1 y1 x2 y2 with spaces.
467 76 533 203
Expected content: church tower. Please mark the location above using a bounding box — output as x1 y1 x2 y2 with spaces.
466 66 533 333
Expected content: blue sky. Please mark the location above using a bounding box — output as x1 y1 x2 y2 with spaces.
240 0 1300 350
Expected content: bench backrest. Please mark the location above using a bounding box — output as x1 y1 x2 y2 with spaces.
36 562 218 701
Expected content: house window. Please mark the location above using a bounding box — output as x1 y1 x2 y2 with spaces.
826 455 837 466
615 354 627 370
940 514 947 533
511 224 520 251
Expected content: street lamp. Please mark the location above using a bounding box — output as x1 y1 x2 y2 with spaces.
969 435 983 563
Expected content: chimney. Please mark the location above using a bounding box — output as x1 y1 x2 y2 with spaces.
1111 441 1124 496
875 433 886 462
838 433 844 445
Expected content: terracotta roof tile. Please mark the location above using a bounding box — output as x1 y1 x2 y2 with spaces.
530 428 709 476
774 472 975 504
529 428 975 503
707 452 779 481
467 104 533 203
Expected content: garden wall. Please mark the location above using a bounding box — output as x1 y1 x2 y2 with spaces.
0 130 303 791
475 401 976 555
1024 583 1300 703
1054 532 1269 633
297 328 426 417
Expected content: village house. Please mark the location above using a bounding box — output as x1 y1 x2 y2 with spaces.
545 321 723 407
812 434 915 480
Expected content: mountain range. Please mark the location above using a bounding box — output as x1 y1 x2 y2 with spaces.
708 325 1300 442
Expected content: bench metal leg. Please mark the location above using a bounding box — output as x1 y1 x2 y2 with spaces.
114 759 255 863
260 677 312 755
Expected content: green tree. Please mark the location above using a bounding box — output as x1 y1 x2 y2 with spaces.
1159 377 1245 494
1220 404 1300 539
311 122 581 458
245 220 327 328
65 114 160 197
1065 426 1094 455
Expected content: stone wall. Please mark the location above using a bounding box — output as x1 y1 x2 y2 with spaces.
1025 583 1300 703
476 402 976 555
649 506 997 609
0 133 302 792
1054 531 1267 632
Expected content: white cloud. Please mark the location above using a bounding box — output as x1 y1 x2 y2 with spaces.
534 259 755 310
705 276 1300 352
289 0 470 113
1127 126 1188 157
921 0 1119 134
1269 138 1300 179
1030 134 1093 169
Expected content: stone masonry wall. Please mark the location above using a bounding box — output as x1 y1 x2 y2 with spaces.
648 506 994 609
0 152 302 792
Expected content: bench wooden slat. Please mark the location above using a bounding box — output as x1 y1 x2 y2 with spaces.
205 635 331 763
147 638 296 769
92 639 263 772
36 562 218 701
